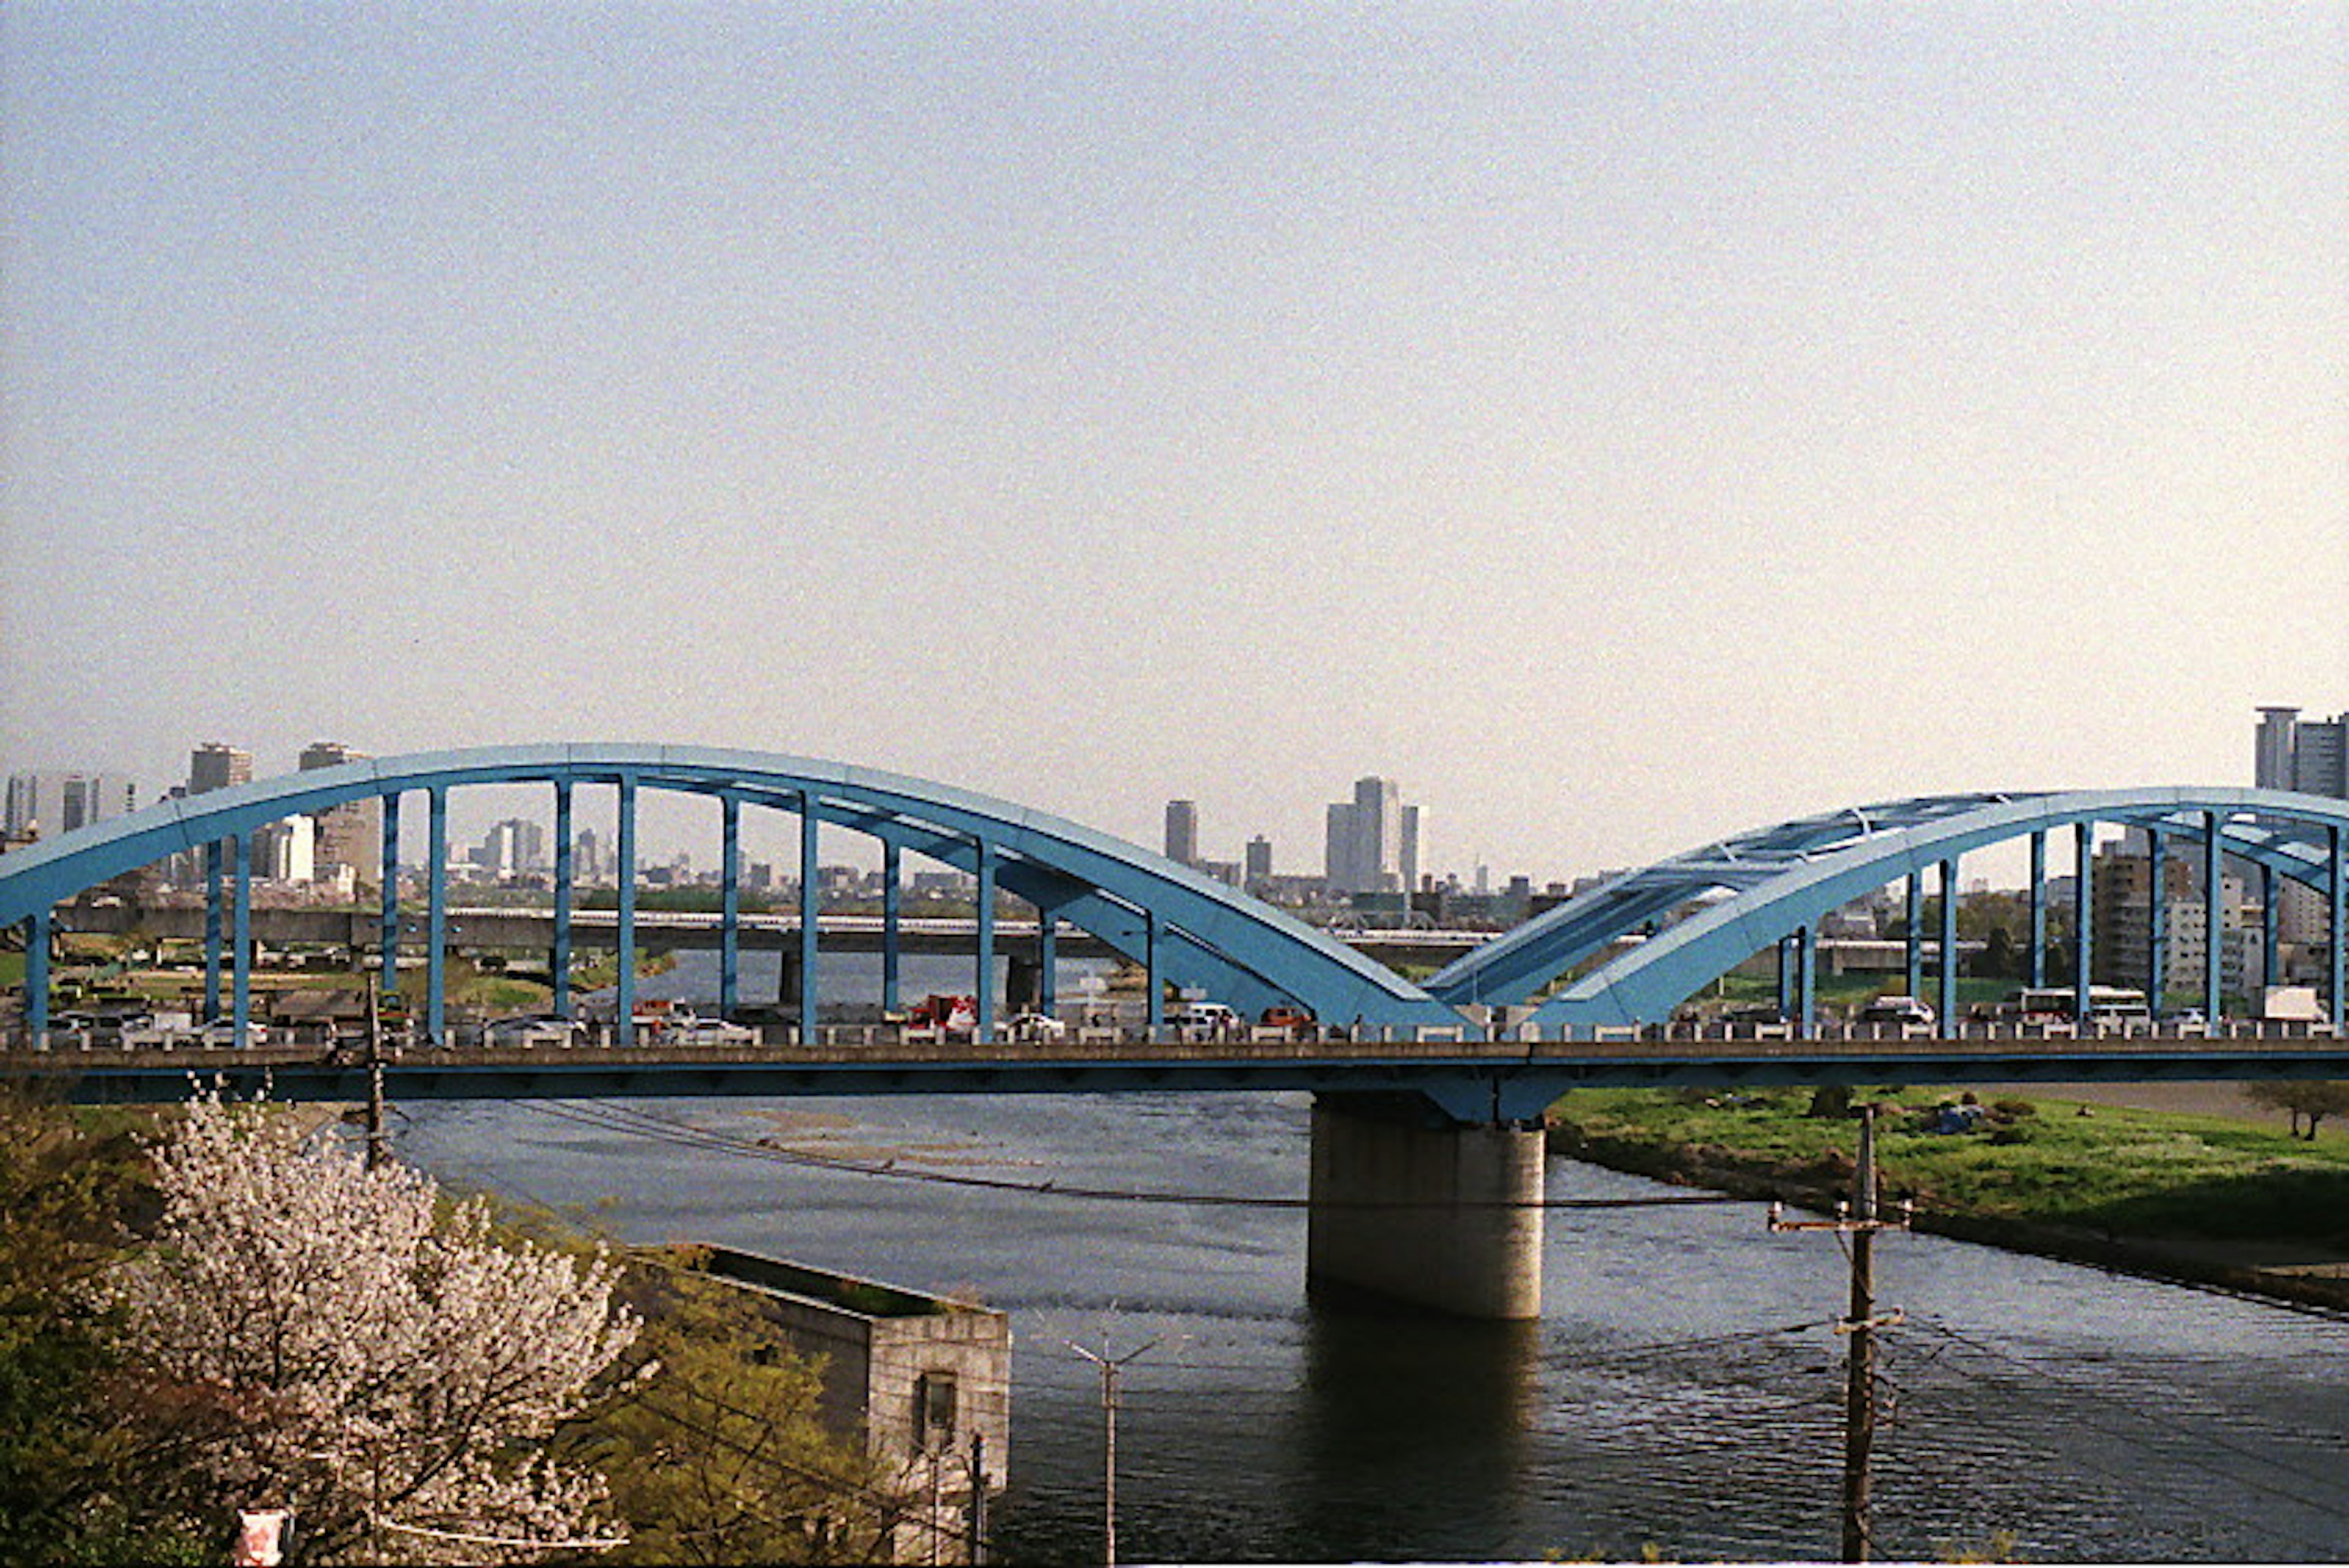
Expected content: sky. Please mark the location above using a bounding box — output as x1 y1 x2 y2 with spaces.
4 3 2344 883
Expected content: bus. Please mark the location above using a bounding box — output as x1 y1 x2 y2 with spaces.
2002 985 2150 1024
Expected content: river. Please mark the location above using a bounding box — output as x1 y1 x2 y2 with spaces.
394 954 2349 1562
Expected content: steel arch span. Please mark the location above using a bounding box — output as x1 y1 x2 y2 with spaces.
1424 787 2349 1028
0 744 1456 1036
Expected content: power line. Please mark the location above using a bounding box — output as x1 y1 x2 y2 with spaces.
1903 1313 2349 1522
513 1097 1746 1212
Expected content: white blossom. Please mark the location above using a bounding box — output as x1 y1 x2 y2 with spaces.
112 1093 637 1563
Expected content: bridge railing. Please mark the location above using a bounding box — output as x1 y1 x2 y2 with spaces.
2 1014 2341 1063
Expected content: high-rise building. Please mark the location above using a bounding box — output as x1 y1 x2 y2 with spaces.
299 741 380 882
6 772 136 839
2251 705 2343 954
188 743 253 795
252 815 316 882
2257 705 2349 798
1244 834 1273 888
1324 777 1420 894
1163 800 1199 866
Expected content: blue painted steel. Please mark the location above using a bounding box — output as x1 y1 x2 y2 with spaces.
1904 874 1923 1000
617 778 637 1046
2332 824 2345 1032
233 834 253 1045
1505 790 2349 1028
2263 863 2280 987
428 789 448 1046
1937 857 1958 1028
2146 828 2168 1010
380 795 401 1000
204 839 223 1021
2203 812 2223 1020
12 758 2349 1039
1775 935 1793 1018
1039 913 1058 1013
976 838 996 1042
2074 823 2094 1023
552 782 574 1017
2028 831 2047 988
1145 908 1163 1030
1796 924 1816 1038
24 910 48 1038
720 793 740 1019
39 1036 2349 1120
881 841 902 1014
0 744 1447 1030
798 800 818 1041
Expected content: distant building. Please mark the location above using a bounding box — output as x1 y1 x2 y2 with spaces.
251 815 316 882
2257 704 2349 798
474 818 548 878
1163 799 1199 866
2251 705 2342 953
1244 834 1273 888
4 771 136 839
299 741 380 883
1324 777 1420 895
188 742 252 795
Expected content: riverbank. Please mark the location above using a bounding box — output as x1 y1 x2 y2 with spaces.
1546 1085 2349 1312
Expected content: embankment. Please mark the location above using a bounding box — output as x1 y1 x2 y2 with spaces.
1546 1091 2349 1314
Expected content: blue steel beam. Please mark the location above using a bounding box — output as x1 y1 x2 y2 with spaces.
552 781 574 1017
1937 856 1958 1028
428 791 448 1046
232 834 252 1045
798 800 818 1041
617 777 637 1046
719 793 740 1020
380 795 401 1000
1526 790 2349 1028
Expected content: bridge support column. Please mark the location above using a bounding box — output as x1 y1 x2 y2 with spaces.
1937 857 1959 1027
427 789 448 1047
2203 811 2224 1020
1306 1094 1544 1320
380 794 401 1001
2028 830 2049 988
204 839 224 1021
881 842 902 1014
24 910 50 1042
232 834 253 1046
552 782 573 1017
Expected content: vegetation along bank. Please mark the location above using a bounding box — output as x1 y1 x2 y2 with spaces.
1546 1083 2349 1312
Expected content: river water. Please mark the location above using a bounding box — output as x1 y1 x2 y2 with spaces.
395 955 2349 1563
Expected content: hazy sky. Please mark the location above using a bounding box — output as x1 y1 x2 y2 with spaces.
5 4 2343 881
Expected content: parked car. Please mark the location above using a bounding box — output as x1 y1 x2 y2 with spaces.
1260 1005 1317 1038
1858 995 1936 1029
186 1018 268 1047
484 1013 587 1048
1173 1001 1241 1039
670 1017 757 1046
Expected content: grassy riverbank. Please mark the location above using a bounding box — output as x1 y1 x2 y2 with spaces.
1548 1086 2349 1307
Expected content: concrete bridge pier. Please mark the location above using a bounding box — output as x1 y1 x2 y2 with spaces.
1305 1093 1546 1320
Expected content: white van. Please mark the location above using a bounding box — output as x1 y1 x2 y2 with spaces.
1173 1001 1240 1038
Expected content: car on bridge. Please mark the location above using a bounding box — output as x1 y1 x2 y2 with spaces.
484 1014 587 1048
1003 1011 1067 1042
669 1016 757 1046
1858 995 1936 1029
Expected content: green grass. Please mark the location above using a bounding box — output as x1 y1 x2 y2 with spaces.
1552 1086 2349 1243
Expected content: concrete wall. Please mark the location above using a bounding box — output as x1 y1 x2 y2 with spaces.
1305 1094 1545 1320
698 1248 1010 1562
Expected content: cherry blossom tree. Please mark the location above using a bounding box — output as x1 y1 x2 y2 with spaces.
111 1094 638 1563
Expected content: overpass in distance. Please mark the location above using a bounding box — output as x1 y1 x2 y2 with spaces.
5 742 2347 1317
58 901 1491 973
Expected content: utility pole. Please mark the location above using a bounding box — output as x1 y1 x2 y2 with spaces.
965 1430 989 1566
1066 1332 1158 1567
1770 1102 1910 1562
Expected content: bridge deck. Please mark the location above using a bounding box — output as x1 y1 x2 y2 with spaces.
7 1020 2343 1107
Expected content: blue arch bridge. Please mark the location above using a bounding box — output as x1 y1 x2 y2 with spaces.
4 744 2345 1317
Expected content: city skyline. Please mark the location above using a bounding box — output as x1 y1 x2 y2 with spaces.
5 8 2342 879
7 699 2341 899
